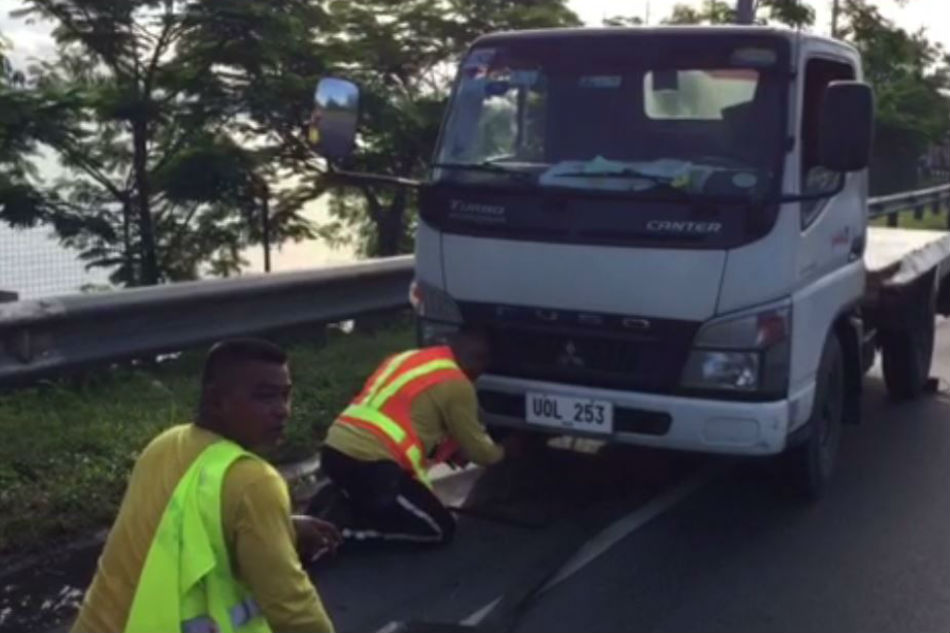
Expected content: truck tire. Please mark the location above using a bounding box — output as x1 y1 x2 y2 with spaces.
783 334 845 500
881 284 936 401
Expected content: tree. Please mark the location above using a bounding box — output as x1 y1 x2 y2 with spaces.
839 0 950 193
0 37 38 226
7 0 326 285
154 0 331 275
0 34 91 239
665 1 735 24
760 0 815 28
664 0 815 28
660 0 948 194
281 0 581 257
602 15 644 27
2 36 33 217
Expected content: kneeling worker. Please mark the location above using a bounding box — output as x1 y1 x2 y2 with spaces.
318 329 508 545
72 339 337 633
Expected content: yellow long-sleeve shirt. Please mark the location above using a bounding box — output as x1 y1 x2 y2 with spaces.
325 377 504 466
71 424 334 633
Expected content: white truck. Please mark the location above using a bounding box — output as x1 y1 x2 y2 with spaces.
311 26 950 497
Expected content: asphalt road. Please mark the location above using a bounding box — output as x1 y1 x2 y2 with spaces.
8 321 949 633
515 320 950 633
316 319 950 633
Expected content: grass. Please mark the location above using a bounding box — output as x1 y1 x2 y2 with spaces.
870 208 949 230
0 319 414 557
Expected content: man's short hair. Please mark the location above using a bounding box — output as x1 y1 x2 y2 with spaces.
448 327 491 358
448 326 490 347
201 338 287 388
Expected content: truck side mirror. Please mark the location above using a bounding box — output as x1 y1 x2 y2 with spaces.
309 78 360 160
818 81 874 172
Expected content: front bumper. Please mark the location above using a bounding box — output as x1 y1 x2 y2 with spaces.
477 374 817 456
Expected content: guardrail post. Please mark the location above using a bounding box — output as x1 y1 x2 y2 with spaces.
914 201 925 221
887 212 899 227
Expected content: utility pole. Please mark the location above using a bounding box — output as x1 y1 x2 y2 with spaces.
255 178 272 273
262 193 271 273
736 0 755 24
830 0 840 38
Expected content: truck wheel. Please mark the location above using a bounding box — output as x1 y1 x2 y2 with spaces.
881 285 935 401
783 334 845 500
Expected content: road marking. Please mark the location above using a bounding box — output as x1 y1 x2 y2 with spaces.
540 462 725 592
460 597 502 626
461 462 726 626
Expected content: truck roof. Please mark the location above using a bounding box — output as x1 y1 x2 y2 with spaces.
472 25 858 57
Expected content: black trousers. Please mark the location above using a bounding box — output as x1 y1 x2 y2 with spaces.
319 446 455 545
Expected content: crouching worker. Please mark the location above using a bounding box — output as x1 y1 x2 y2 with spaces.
315 329 507 546
71 339 338 633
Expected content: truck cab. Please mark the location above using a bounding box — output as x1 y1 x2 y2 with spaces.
410 26 870 481
312 26 947 498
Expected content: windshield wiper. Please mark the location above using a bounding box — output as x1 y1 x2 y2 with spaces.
550 168 695 198
431 161 536 181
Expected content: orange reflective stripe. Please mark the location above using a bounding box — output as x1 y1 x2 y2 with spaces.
356 350 415 404
337 416 431 488
338 405 426 473
338 416 414 472
379 367 467 427
341 404 407 443
368 359 459 408
337 346 466 486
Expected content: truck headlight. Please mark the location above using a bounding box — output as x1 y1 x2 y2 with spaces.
419 319 462 346
410 279 463 345
409 279 462 322
682 351 761 390
680 301 791 395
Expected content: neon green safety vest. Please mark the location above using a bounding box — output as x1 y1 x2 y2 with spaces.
124 440 271 633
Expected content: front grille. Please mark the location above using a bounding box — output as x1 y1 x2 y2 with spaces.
485 325 697 393
478 390 672 436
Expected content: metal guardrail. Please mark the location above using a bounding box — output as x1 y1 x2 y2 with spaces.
2 184 949 385
868 183 950 227
0 256 414 384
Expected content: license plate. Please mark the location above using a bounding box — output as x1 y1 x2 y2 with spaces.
526 393 614 434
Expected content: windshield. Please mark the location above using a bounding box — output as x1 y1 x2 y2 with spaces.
434 33 789 200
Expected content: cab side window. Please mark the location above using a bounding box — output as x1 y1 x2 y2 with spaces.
800 58 856 226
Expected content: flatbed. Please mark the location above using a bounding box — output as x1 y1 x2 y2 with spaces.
865 227 950 292
862 226 950 401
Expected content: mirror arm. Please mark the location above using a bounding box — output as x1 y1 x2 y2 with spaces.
324 169 422 189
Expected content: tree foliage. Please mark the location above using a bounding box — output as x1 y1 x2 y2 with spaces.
1 33 90 237
4 0 949 282
664 0 814 28
661 0 947 194
4 0 326 285
839 0 950 192
602 15 644 28
288 0 581 257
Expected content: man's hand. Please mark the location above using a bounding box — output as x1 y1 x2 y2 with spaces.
500 433 527 460
447 451 470 470
292 515 342 562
